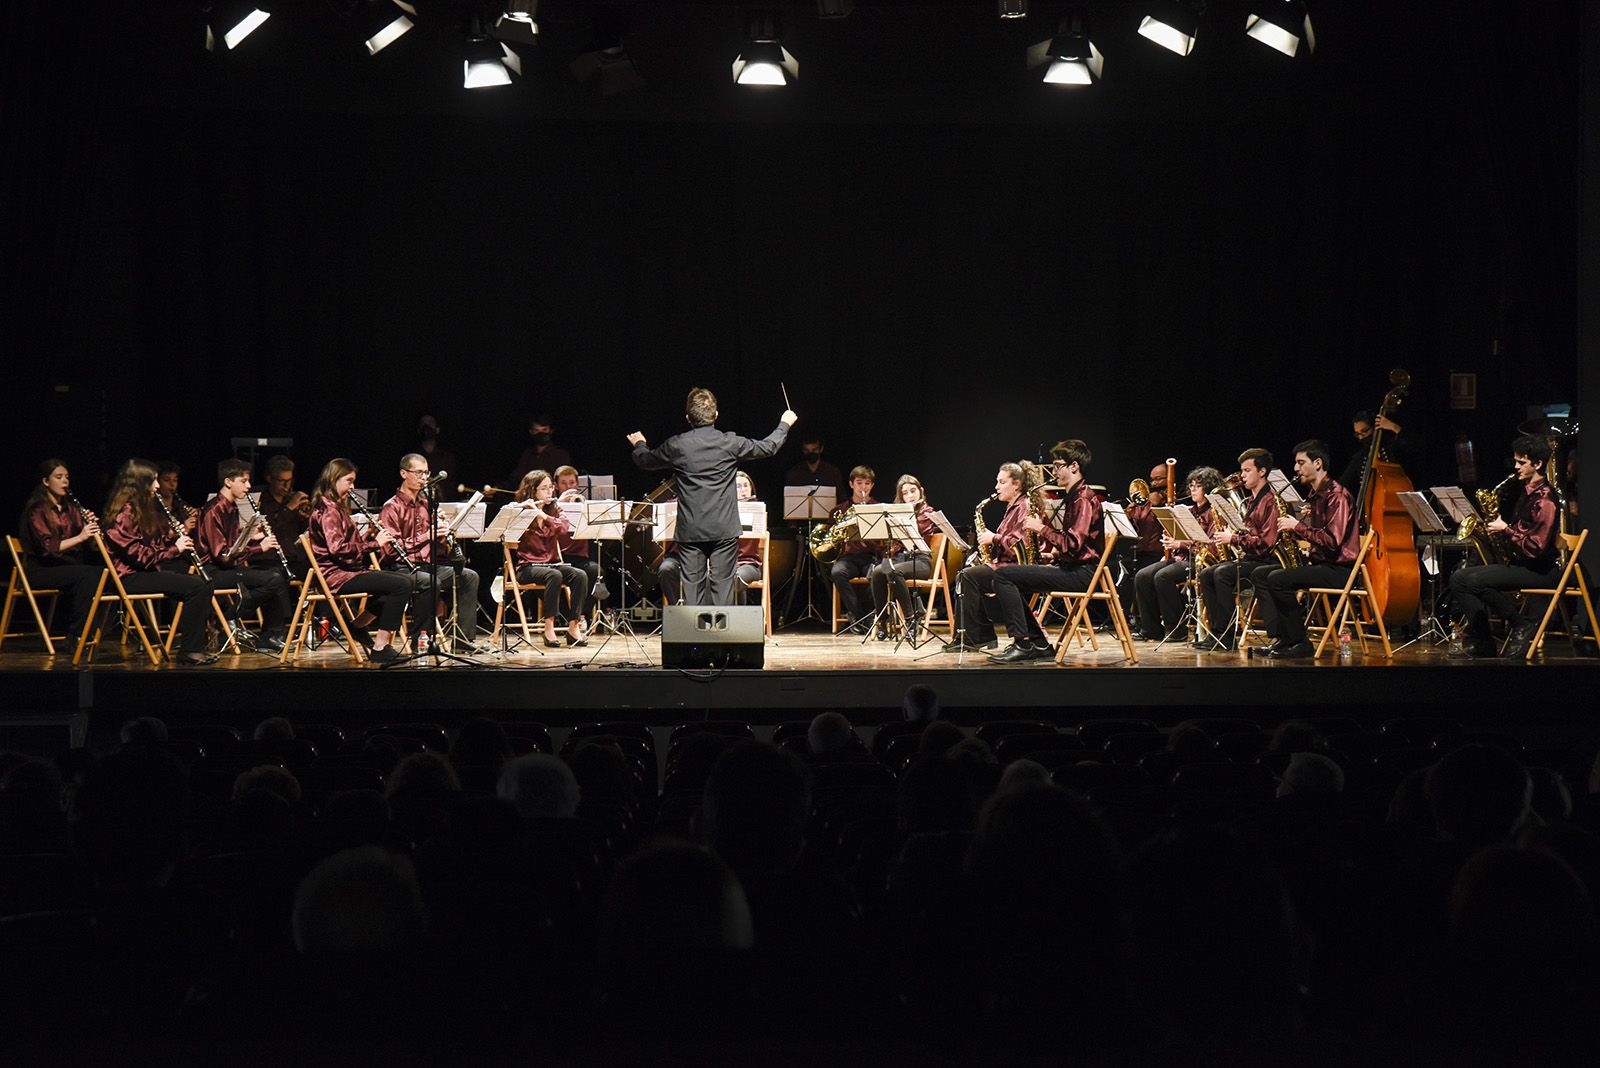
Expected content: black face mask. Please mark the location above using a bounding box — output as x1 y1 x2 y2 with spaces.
530 432 552 446
419 425 439 440
803 451 821 462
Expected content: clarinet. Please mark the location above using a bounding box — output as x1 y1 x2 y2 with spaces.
349 492 418 574
247 493 296 580
64 490 98 527
153 490 210 580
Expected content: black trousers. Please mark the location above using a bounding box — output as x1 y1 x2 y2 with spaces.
870 552 930 618
1449 561 1552 636
392 564 482 640
209 566 291 628
991 563 1096 643
955 564 1002 644
1200 557 1276 640
667 539 739 606
120 570 213 654
1134 559 1191 638
23 562 105 640
339 570 425 634
658 557 759 606
1263 563 1352 646
831 551 876 621
516 563 590 620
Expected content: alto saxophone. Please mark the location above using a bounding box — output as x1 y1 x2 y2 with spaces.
1271 489 1305 569
971 494 998 567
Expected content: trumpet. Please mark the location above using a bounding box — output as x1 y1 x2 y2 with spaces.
348 492 418 573
465 483 516 498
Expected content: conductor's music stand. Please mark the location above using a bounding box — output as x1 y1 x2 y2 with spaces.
779 486 837 629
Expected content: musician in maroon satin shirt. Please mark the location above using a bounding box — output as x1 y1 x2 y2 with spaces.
867 474 940 642
1197 448 1282 651
1261 440 1359 659
510 469 589 647
308 458 425 664
17 458 104 646
196 459 292 654
952 460 1040 654
1448 434 1562 659
380 453 483 651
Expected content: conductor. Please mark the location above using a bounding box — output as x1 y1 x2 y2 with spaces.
628 387 797 605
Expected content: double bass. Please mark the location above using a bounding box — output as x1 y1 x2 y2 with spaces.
1354 368 1421 626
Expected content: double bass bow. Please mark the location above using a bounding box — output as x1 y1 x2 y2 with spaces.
1354 368 1421 626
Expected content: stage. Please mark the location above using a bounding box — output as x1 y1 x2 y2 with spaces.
3 628 1596 754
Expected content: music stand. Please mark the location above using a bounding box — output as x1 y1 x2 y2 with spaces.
428 493 487 654
1394 490 1456 651
483 505 543 657
574 499 645 647
850 504 928 649
779 486 837 629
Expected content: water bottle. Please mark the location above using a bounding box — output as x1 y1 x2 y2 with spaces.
1339 628 1353 663
416 629 430 655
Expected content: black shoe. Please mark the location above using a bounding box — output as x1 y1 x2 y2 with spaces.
1503 618 1539 659
1449 638 1497 660
178 651 219 666
1265 641 1313 659
949 637 998 653
369 645 402 664
565 629 588 648
843 617 872 636
256 634 285 655
988 641 1035 664
1192 637 1223 652
349 626 375 650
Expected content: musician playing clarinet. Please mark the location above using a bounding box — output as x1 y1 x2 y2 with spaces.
17 459 104 647
102 458 216 665
627 387 794 606
309 458 424 664
1447 434 1560 659
1196 448 1280 652
380 453 484 653
988 440 1104 663
1261 440 1358 659
196 459 292 653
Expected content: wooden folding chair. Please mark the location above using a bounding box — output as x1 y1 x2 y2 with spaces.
280 534 368 664
1517 530 1598 661
1050 532 1138 664
2 536 65 654
1307 531 1391 660
831 574 872 633
73 534 172 666
491 541 563 645
906 532 955 636
157 566 241 656
743 533 773 637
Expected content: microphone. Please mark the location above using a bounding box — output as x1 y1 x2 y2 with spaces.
425 470 449 485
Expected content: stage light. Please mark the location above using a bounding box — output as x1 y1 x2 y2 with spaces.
464 14 522 89
495 1 540 46
732 15 798 88
345 0 416 56
998 1 1029 18
1138 0 1199 56
203 2 271 52
1028 18 1104 86
572 14 644 96
1246 0 1315 58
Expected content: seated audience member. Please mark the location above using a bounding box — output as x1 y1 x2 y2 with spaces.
901 683 940 723
805 711 860 758
497 753 582 820
292 846 428 956
1276 752 1346 799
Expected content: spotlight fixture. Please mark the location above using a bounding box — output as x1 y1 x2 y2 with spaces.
572 13 644 96
495 1 539 47
1028 18 1103 86
1246 0 1315 58
732 15 798 88
464 14 522 89
998 0 1028 18
339 0 416 56
1138 0 1199 56
203 2 271 52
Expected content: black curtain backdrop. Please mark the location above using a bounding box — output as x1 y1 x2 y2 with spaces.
2 1 1581 520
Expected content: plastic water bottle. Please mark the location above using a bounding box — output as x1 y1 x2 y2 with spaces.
1339 628 1353 663
416 630 430 655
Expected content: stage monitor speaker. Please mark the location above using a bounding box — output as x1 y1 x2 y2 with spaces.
661 605 766 669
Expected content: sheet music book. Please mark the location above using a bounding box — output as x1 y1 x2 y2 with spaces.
1267 470 1305 514
1430 486 1479 525
439 495 486 538
483 503 537 543
926 509 970 553
783 485 837 521
571 499 626 540
1396 491 1448 533
579 474 618 501
851 504 925 551
225 514 262 558
1167 504 1213 543
739 501 768 537
1102 501 1137 539
1151 506 1184 541
1205 492 1248 532
1042 496 1069 531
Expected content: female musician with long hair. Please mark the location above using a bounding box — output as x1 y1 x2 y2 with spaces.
1133 465 1222 644
868 473 940 642
17 458 105 646
308 458 425 664
101 458 217 665
511 469 589 647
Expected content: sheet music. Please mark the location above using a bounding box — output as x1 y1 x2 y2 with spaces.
1430 486 1479 525
783 485 837 521
579 474 618 501
439 495 486 538
483 502 537 543
572 499 626 540
1205 492 1247 532
851 504 925 551
652 501 678 542
226 514 261 558
1396 490 1448 533
739 501 768 537
1042 496 1068 531
926 509 969 553
1151 506 1184 541
1102 501 1137 539
1267 470 1305 514
1168 504 1213 542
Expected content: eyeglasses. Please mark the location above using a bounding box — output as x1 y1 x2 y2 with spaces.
405 469 429 477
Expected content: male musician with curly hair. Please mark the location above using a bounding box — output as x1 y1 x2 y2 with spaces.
1261 440 1358 659
988 439 1104 664
1447 434 1560 659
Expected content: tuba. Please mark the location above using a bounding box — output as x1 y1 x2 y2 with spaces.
1458 472 1516 566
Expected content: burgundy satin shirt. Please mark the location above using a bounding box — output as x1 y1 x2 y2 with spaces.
1506 479 1559 570
22 500 89 565
310 497 385 592
104 503 181 577
379 490 440 566
197 495 269 567
513 504 570 567
988 496 1029 569
1039 481 1103 567
260 489 308 544
1126 500 1164 556
1295 478 1359 566
1233 487 1281 560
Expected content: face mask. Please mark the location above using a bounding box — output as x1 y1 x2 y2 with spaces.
419 425 439 440
531 431 552 446
803 451 820 461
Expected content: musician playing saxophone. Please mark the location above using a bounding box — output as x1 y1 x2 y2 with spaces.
380 453 484 652
1261 440 1358 659
951 462 1032 653
829 466 881 632
1133 466 1221 644
988 440 1104 664
1198 448 1280 651
1446 434 1559 659
196 459 292 653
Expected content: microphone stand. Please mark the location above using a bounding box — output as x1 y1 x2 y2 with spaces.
386 475 475 669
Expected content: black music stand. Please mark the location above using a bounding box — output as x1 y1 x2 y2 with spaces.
778 486 836 629
1394 490 1457 651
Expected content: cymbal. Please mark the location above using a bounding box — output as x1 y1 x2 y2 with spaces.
1518 416 1579 438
